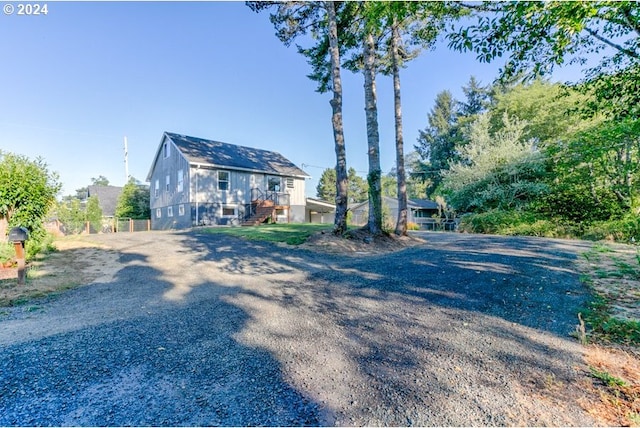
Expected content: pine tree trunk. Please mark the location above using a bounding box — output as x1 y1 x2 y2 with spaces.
326 1 349 235
391 20 408 236
363 29 382 235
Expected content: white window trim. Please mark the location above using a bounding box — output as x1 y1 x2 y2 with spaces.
156 208 162 218
178 204 185 216
163 142 170 158
167 206 173 217
177 169 184 193
218 170 229 191
165 174 170 192
154 179 160 197
221 205 237 218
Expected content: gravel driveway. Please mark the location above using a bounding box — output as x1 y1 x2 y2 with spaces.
0 231 597 426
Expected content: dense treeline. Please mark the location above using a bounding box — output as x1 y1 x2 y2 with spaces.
414 78 639 241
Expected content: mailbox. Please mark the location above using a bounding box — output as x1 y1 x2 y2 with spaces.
8 227 28 285
8 226 29 243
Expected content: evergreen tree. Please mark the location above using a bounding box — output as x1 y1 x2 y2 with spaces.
316 168 337 202
415 90 461 194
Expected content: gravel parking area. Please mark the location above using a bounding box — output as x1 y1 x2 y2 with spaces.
0 230 597 426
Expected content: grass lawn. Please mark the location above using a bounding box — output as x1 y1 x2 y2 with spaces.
201 223 333 245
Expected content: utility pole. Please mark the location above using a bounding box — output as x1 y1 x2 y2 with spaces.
124 136 129 182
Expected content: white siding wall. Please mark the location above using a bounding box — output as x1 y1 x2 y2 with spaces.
189 167 252 205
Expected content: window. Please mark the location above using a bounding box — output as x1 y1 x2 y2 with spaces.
165 174 170 192
154 179 159 197
178 204 185 216
156 208 162 218
163 142 170 158
177 169 184 192
167 206 173 217
268 177 281 192
286 177 294 188
221 206 236 217
218 171 229 191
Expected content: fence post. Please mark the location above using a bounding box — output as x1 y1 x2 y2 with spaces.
129 218 133 233
86 221 90 234
147 219 150 231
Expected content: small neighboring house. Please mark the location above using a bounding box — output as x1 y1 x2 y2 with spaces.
350 196 441 229
147 132 309 230
86 185 123 218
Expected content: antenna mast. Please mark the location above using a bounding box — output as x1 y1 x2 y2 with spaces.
124 136 129 182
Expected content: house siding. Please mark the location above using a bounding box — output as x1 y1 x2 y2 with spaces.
149 136 191 230
148 133 308 230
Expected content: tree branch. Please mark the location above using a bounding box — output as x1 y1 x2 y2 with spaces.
457 2 502 13
621 5 640 37
585 27 639 59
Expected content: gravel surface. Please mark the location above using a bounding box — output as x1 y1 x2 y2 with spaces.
0 230 597 426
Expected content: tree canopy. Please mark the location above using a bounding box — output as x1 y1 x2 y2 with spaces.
0 151 60 239
115 179 150 220
449 1 640 81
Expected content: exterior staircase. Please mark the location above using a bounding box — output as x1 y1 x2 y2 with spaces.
241 200 275 226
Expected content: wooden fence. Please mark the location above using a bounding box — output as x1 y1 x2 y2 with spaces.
45 218 151 235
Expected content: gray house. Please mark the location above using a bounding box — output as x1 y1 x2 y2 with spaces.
86 185 123 218
147 132 309 230
350 196 441 229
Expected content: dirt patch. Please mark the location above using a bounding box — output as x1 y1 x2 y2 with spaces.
580 345 640 426
0 237 120 306
300 228 425 255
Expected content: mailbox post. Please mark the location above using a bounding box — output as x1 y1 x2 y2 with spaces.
8 227 28 285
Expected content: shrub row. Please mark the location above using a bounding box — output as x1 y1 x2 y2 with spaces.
458 210 639 243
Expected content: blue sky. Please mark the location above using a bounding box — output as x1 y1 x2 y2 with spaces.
0 1 584 197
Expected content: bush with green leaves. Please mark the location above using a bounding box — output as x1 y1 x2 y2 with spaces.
440 113 548 213
54 195 103 234
583 214 640 243
458 210 579 238
0 151 60 259
115 179 150 220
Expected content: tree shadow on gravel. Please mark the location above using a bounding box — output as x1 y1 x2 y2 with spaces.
178 231 596 426
0 249 321 427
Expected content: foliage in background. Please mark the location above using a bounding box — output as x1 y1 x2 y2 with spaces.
432 1 640 243
53 196 103 234
448 2 639 82
316 167 368 204
0 151 61 258
440 113 548 213
115 178 150 220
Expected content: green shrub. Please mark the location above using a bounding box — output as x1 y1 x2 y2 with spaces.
583 214 640 243
0 242 14 265
458 210 578 237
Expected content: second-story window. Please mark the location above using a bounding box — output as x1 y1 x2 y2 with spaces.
177 169 184 192
218 171 229 191
165 174 170 192
154 179 160 197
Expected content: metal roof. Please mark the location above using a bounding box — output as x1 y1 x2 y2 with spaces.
164 132 309 178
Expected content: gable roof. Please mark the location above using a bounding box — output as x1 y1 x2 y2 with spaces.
350 196 439 212
151 132 308 179
87 185 123 217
